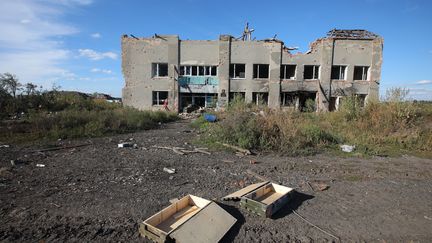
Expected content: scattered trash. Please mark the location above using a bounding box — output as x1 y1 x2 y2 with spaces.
217 142 252 155
169 176 174 180
340 144 355 153
0 144 10 148
203 113 217 122
307 181 330 192
152 145 211 155
118 142 133 148
33 143 91 153
163 167 176 174
246 169 269 182
249 159 257 165
36 164 45 167
139 194 236 243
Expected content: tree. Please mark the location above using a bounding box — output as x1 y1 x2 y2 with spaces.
25 82 38 95
0 73 21 98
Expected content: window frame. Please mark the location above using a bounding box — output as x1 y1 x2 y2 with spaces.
152 91 168 106
331 65 347 80
179 65 217 77
152 63 168 78
229 63 246 79
303 65 320 80
281 64 297 80
253 64 270 79
353 66 370 81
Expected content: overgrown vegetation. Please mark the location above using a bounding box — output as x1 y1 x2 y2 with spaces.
0 73 177 142
196 89 432 157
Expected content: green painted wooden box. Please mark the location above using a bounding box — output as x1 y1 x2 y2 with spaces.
239 182 294 217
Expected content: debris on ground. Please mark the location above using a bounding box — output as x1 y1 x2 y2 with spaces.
340 144 355 152
118 142 134 148
217 142 252 155
249 159 258 164
33 143 91 153
246 169 269 182
203 113 217 122
36 164 45 168
163 167 176 174
0 144 10 148
152 145 211 155
307 181 330 192
139 194 236 243
221 159 234 163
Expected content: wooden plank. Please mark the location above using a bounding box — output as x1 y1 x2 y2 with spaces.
170 202 237 243
222 181 269 201
173 206 198 219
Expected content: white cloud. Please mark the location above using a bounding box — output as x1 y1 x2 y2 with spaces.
91 68 113 74
79 49 117 60
416 80 432 85
0 0 91 86
91 32 101 38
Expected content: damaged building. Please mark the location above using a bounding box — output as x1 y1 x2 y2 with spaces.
121 27 383 112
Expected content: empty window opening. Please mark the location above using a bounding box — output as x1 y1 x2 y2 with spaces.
229 64 246 79
304 65 320 79
180 93 217 112
331 66 347 80
152 63 168 77
252 92 268 105
280 92 297 107
354 66 369 80
253 64 269 79
281 65 296 80
180 65 217 77
298 92 316 112
152 91 168 105
229 92 246 102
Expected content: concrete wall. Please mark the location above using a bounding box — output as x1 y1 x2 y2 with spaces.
122 32 383 112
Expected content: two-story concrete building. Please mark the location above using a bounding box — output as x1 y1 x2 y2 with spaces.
121 29 383 112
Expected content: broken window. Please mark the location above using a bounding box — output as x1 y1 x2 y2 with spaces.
331 66 347 80
229 64 246 79
192 66 198 76
180 65 217 77
252 92 268 105
280 92 297 107
199 66 205 76
280 65 296 80
229 92 245 102
253 64 269 79
303 65 320 79
152 63 168 77
152 91 168 105
353 66 369 80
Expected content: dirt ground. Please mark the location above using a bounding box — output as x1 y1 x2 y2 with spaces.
1 120 432 242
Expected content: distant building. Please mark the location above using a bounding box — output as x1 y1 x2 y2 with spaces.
121 27 383 112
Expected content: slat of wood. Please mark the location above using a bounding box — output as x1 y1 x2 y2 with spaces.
222 181 269 201
173 206 198 220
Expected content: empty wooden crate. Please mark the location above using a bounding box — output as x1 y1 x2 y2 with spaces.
139 194 236 243
239 182 294 217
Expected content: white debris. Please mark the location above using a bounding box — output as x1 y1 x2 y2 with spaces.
340 145 355 153
0 145 10 148
36 164 45 167
118 142 133 148
163 167 176 174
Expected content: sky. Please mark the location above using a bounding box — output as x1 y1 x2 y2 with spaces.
0 0 431 100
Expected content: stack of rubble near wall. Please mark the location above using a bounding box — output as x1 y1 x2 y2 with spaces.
327 29 380 39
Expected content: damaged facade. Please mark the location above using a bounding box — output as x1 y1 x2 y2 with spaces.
121 29 383 112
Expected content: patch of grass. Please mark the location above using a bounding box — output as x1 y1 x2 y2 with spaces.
0 99 178 143
195 89 432 157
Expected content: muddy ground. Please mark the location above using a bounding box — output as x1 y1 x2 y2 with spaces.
1 120 431 242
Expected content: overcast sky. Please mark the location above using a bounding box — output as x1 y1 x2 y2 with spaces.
0 0 431 100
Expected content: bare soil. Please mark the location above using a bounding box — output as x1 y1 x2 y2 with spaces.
1 120 431 242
